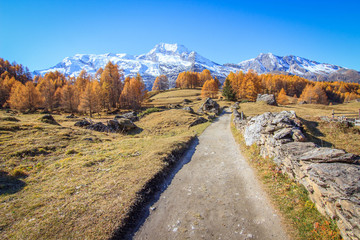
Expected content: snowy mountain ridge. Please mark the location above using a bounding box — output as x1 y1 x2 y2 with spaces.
34 43 360 88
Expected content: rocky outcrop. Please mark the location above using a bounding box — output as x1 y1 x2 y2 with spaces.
75 118 137 133
198 98 221 115
256 94 277 106
233 110 360 240
115 112 139 122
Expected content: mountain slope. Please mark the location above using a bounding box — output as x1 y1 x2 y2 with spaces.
34 43 228 89
225 53 360 83
34 44 360 89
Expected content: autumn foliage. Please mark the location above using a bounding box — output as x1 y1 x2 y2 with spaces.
225 70 360 104
152 75 169 91
277 88 289 105
0 58 148 115
8 81 43 112
176 69 214 89
2 56 360 114
201 79 219 98
121 73 147 109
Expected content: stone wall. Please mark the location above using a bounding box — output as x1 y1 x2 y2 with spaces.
233 109 360 240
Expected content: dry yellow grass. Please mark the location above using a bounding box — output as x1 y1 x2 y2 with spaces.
0 90 212 239
146 88 231 111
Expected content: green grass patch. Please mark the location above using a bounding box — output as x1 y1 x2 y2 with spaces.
231 123 342 240
138 107 162 118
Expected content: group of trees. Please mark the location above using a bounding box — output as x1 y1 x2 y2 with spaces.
2 55 360 114
152 75 169 91
223 71 360 105
175 69 220 89
0 58 32 84
1 61 147 115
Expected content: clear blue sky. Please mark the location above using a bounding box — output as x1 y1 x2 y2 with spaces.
1 0 359 71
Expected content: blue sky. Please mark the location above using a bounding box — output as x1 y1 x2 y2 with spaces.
1 0 359 71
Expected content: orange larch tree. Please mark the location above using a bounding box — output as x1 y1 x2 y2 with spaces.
152 75 169 91
277 88 289 105
8 81 43 112
201 79 219 98
78 80 101 117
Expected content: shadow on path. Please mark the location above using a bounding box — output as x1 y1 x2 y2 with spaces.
110 137 200 240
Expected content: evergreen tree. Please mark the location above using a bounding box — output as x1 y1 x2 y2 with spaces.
222 78 235 101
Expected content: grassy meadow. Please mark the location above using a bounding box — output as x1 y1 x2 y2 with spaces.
0 89 212 239
1 87 358 239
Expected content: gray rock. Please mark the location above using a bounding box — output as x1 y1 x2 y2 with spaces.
273 128 293 140
292 129 306 142
198 98 221 115
299 148 358 164
182 106 194 114
280 142 318 157
86 122 107 132
74 120 91 127
115 112 139 122
256 94 277 105
189 117 208 128
116 118 137 131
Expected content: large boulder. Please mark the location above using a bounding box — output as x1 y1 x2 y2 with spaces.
114 118 137 132
198 98 221 115
115 112 139 122
256 94 277 106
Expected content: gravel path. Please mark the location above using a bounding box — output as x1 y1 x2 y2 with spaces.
134 110 289 240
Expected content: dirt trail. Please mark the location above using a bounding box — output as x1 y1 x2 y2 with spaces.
134 110 289 240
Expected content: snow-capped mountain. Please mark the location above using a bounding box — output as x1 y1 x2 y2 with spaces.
34 43 230 89
34 44 360 89
225 53 360 82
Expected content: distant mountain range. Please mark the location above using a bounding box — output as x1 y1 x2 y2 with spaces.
34 43 360 89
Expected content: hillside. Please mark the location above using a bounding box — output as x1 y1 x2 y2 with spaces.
1 88 358 239
0 89 214 239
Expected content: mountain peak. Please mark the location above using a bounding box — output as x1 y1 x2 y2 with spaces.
148 43 190 55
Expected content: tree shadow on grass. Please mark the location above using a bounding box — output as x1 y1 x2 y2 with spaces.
0 171 26 195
